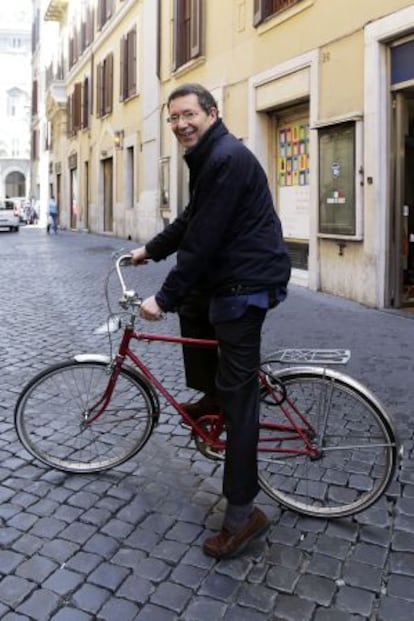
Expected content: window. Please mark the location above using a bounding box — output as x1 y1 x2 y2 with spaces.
120 27 137 101
31 130 39 160
254 0 302 26
97 54 114 117
173 0 202 70
81 4 94 52
97 0 114 30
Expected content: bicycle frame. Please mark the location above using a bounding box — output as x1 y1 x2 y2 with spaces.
86 319 320 459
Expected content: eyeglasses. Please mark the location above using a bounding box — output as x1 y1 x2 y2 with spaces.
166 111 200 125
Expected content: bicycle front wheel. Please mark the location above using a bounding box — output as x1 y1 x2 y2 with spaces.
15 360 157 473
257 367 399 518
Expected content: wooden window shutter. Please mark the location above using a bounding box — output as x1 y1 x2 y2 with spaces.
128 27 137 96
190 0 201 58
253 0 263 26
74 82 82 131
120 36 126 101
97 62 103 117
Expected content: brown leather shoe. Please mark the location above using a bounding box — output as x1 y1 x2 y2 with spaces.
179 394 221 429
203 507 269 559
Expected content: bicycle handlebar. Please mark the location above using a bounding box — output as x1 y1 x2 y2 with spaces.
114 254 141 308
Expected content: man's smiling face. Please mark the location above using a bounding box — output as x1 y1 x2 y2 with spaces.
168 93 217 149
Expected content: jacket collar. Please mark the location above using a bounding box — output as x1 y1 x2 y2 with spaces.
184 118 228 175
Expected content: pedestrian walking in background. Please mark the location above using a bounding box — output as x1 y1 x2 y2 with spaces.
47 194 58 234
131 83 291 559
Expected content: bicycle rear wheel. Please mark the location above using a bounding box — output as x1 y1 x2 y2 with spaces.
257 366 399 518
15 360 157 473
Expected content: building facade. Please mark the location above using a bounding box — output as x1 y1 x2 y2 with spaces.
0 3 31 201
36 0 414 311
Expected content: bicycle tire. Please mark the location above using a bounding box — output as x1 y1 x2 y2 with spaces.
15 360 157 473
257 366 399 518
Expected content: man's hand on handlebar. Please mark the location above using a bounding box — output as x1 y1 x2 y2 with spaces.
140 295 163 321
130 246 149 265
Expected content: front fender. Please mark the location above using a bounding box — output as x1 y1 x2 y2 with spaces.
73 353 160 424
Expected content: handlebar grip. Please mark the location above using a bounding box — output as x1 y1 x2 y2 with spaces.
119 254 132 266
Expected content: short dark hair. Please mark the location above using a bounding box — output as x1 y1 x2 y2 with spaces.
167 83 218 115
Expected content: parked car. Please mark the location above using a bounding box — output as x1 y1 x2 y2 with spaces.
0 198 20 232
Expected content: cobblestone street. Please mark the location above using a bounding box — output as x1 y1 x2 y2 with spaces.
0 226 413 621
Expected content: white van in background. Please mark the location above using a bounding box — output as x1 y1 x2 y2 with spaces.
0 198 20 232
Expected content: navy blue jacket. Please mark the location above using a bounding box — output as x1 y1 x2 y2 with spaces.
146 119 291 312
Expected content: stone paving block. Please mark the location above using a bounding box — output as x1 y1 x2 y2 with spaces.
295 574 336 606
16 588 61 620
151 538 188 563
377 596 414 621
0 575 36 608
393 531 414 554
267 525 302 546
342 559 383 591
53 505 84 523
272 593 315 621
50 608 94 621
0 525 22 547
150 580 193 613
389 551 414 575
0 549 26 575
359 524 393 547
135 603 179 620
170 563 209 589
83 533 120 558
325 520 359 542
386 573 414 600
198 572 240 602
98 596 140 621
266 565 299 593
28 517 67 539
314 535 351 560
134 557 173 583
335 584 376 616
181 596 228 621
267 543 304 569
307 552 342 579
79 507 112 526
237 583 276 612
64 551 102 574
224 604 270 620
165 520 203 544
313 608 358 621
11 533 44 557
15 555 59 583
42 567 85 595
87 561 129 591
117 574 154 604
71 583 111 614
39 539 80 565
350 541 389 567
59 522 97 545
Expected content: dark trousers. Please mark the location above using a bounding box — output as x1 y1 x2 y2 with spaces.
179 293 266 505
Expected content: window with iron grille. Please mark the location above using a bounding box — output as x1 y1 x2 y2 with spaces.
173 0 203 70
96 54 114 117
253 0 302 26
97 0 114 31
120 26 137 101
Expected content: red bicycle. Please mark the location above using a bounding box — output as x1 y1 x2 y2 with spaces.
14 254 399 518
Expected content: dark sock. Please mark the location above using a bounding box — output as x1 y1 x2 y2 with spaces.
223 502 254 533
